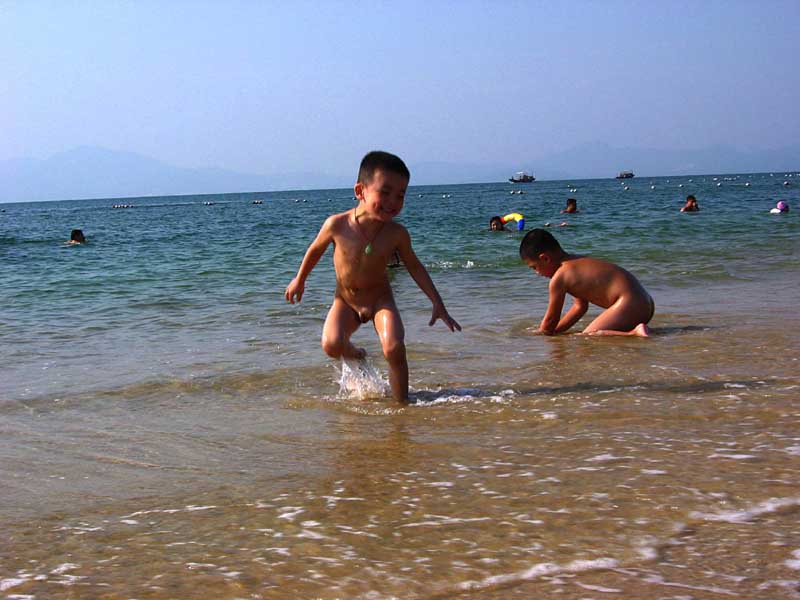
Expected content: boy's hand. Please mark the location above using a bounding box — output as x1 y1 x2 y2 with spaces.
429 303 461 332
285 278 305 304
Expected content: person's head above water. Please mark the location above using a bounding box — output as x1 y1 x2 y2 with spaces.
776 200 789 212
681 194 699 212
357 150 410 186
489 216 504 231
69 229 86 244
562 198 578 213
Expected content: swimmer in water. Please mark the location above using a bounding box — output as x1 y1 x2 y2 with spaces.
387 249 403 269
770 200 789 214
561 198 578 214
285 151 460 403
680 195 699 212
67 229 86 244
490 213 525 231
489 216 505 231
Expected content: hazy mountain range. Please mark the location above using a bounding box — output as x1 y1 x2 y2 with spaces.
1 143 798 203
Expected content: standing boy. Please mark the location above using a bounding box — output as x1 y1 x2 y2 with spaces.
519 229 653 337
285 151 461 402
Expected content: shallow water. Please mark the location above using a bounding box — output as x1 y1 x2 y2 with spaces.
2 173 799 597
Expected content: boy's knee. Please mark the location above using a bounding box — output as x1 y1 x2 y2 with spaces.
321 335 344 358
382 339 406 364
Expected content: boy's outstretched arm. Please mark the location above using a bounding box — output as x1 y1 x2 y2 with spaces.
540 274 588 334
554 297 588 333
285 218 334 304
397 230 461 332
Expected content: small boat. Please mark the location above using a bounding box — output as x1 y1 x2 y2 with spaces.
509 171 535 183
615 171 635 179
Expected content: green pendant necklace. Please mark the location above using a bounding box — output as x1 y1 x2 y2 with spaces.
354 208 384 255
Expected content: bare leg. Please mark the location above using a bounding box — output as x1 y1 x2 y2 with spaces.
585 322 651 337
583 298 652 337
373 299 408 403
322 297 366 360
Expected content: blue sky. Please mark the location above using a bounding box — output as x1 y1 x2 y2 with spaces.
3 0 799 178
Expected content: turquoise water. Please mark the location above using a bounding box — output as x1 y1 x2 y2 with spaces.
2 173 799 598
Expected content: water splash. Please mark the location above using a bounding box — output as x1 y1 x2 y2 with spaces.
337 359 388 400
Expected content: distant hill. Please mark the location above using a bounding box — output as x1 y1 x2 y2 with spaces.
1 143 798 203
0 147 352 203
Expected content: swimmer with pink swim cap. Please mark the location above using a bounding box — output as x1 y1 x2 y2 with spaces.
770 200 790 214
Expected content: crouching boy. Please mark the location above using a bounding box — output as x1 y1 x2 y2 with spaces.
519 229 653 336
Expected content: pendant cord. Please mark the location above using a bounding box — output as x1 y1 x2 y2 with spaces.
353 207 384 254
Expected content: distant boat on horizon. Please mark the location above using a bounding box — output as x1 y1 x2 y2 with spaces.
509 171 535 183
615 171 635 179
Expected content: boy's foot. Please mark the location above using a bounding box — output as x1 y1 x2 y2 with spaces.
633 323 651 337
344 345 366 360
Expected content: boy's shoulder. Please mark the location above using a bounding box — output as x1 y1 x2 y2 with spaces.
387 220 409 233
559 254 621 279
324 210 353 227
385 220 411 243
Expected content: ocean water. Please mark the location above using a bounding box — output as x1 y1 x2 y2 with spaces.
1 173 799 598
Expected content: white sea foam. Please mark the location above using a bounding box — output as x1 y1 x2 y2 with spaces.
399 516 492 528
635 572 737 596
186 562 217 569
0 578 28 592
120 504 216 519
690 496 800 523
322 495 365 509
50 563 79 575
586 454 632 462
454 557 619 592
575 582 623 593
297 529 327 540
786 549 800 570
277 507 304 521
415 389 512 405
708 453 756 460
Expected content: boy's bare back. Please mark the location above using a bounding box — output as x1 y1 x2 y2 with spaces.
552 255 649 312
546 256 653 335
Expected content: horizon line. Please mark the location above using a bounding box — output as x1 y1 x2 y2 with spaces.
2 170 797 205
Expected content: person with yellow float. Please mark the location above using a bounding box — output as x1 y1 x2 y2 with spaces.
489 212 525 231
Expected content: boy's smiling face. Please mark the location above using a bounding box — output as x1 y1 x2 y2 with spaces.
355 169 408 222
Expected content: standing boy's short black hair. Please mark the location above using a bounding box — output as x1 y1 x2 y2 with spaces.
519 228 563 260
357 151 410 184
